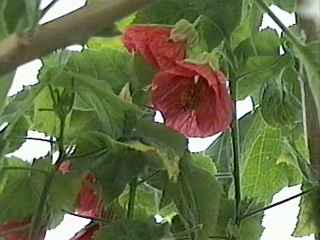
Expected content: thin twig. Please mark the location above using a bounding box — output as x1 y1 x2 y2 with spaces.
137 170 162 185
208 236 228 240
62 209 106 223
41 0 61 18
254 0 303 48
127 177 138 219
24 137 56 143
240 187 315 220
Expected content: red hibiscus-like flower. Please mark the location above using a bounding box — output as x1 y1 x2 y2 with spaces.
152 62 233 137
122 26 186 70
70 223 99 240
58 162 104 218
0 220 30 240
0 220 45 240
76 174 104 218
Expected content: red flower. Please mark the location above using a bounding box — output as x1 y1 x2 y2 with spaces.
70 223 99 240
152 62 233 137
0 220 45 240
0 220 29 240
76 174 104 218
122 26 186 70
58 162 104 218
58 161 72 175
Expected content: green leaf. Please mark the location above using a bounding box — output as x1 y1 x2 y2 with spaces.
167 155 221 240
4 116 29 154
66 49 133 94
0 156 81 229
236 55 292 100
134 0 242 37
241 112 290 201
0 72 15 115
41 49 141 139
0 0 41 39
260 67 301 128
0 84 45 154
130 55 156 106
273 0 297 12
119 185 161 221
254 28 282 56
194 15 224 50
207 111 302 201
32 87 60 136
0 158 44 223
190 153 217 176
233 26 282 67
47 172 82 229
133 119 187 180
73 132 151 203
213 199 264 240
231 5 263 50
293 184 320 237
206 132 233 174
95 219 171 240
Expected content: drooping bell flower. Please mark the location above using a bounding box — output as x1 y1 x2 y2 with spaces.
152 62 233 137
0 220 45 240
76 174 104 218
0 220 30 240
58 162 104 218
70 223 99 240
122 26 186 70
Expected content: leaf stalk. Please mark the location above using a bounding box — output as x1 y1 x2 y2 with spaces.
127 177 138 220
240 187 315 220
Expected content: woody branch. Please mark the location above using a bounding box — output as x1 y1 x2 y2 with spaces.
0 0 154 76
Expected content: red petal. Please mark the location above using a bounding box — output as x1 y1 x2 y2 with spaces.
152 64 233 137
70 224 99 240
76 174 104 218
0 220 33 240
122 26 186 70
58 161 72 175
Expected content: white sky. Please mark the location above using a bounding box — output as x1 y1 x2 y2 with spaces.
6 1 314 239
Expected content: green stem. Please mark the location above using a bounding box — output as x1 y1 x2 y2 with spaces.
29 173 55 240
127 177 138 220
137 170 162 185
240 187 315 220
231 98 241 227
226 40 242 228
29 117 66 239
55 117 65 167
254 0 303 48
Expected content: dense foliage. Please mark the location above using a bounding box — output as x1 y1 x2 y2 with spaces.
0 0 319 239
